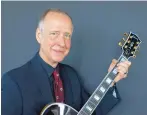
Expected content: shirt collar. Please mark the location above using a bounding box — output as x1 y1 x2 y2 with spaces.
37 52 59 77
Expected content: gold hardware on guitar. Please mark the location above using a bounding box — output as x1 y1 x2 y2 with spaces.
124 32 129 36
127 40 131 43
124 45 128 48
133 50 139 58
122 38 126 41
118 42 123 46
134 46 138 50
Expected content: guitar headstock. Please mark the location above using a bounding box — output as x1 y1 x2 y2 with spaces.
118 32 142 59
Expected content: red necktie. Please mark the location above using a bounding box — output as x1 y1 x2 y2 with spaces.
53 69 64 102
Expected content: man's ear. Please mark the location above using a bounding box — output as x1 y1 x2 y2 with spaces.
36 28 42 44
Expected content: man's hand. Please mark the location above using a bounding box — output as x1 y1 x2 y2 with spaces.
108 59 131 86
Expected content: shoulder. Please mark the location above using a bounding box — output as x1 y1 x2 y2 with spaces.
60 63 79 76
1 66 26 115
2 60 31 83
59 63 83 84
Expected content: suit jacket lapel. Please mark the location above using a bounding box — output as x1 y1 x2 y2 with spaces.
30 54 54 104
59 64 73 106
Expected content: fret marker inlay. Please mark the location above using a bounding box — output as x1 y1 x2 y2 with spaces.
86 106 92 112
113 68 117 75
106 78 112 84
94 95 100 101
100 86 105 93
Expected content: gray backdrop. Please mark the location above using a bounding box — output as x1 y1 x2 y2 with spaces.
1 1 147 115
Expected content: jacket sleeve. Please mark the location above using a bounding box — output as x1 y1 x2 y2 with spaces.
1 74 22 115
97 85 121 115
81 83 121 115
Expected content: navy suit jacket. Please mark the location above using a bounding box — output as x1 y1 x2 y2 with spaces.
2 53 121 115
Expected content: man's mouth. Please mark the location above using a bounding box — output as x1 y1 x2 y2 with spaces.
53 49 64 54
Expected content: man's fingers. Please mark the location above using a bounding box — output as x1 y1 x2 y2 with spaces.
112 59 118 64
117 66 128 74
117 61 131 69
108 59 118 72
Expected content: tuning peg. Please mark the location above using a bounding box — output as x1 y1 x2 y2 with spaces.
127 40 131 43
133 55 136 58
124 45 128 48
134 46 138 50
133 50 139 58
124 33 128 36
122 38 126 41
118 38 126 47
118 42 123 46
136 42 140 44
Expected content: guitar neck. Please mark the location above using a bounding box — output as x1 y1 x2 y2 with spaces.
78 54 128 115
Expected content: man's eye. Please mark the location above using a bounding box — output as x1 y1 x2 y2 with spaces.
64 34 71 39
50 32 57 35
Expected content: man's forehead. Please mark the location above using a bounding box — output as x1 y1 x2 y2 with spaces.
43 12 73 32
44 12 72 22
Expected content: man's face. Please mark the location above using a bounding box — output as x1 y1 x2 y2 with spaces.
36 12 73 65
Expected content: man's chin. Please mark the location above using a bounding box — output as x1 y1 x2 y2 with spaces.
53 57 64 63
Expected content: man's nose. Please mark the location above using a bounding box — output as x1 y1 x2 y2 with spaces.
57 34 66 47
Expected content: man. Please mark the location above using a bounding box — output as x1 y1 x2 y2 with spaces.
2 9 131 115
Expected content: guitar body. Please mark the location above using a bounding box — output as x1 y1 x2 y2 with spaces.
40 103 78 115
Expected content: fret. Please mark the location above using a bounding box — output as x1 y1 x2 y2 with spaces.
88 100 97 106
89 91 103 106
82 106 91 115
93 95 100 101
90 94 100 105
95 90 103 98
99 86 106 93
120 56 127 62
87 100 96 109
107 71 116 80
100 82 110 91
84 102 95 114
79 110 88 115
105 77 112 85
86 105 93 112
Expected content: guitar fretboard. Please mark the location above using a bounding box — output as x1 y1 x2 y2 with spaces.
78 55 128 115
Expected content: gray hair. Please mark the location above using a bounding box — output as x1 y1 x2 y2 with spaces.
38 8 73 32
